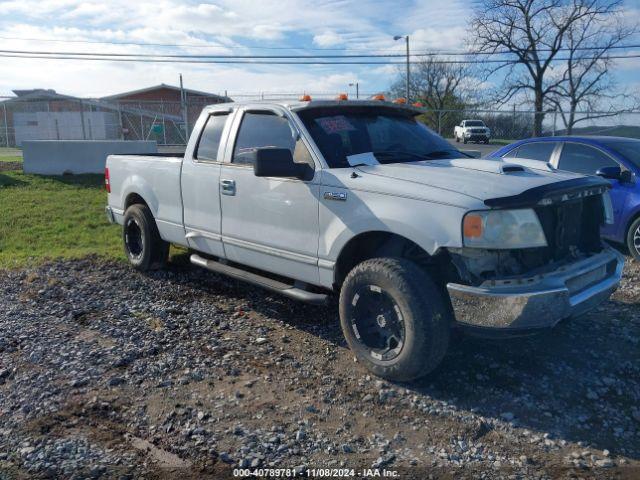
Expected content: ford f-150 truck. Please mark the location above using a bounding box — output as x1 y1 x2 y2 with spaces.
454 119 491 144
105 99 623 381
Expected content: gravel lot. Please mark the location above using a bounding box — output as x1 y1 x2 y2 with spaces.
1 256 638 479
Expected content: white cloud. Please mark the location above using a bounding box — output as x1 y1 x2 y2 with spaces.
313 30 343 47
409 26 469 52
0 0 637 101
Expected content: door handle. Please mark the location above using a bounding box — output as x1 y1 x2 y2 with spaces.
220 179 236 196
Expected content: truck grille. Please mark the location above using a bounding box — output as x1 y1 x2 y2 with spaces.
470 128 485 134
534 194 604 262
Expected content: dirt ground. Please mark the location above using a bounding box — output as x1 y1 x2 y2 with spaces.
0 256 638 479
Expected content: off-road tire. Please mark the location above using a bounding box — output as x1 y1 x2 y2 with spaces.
626 216 640 261
123 204 169 271
463 138 468 144
339 257 451 382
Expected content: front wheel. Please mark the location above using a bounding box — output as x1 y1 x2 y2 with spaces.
123 204 169 271
455 135 460 143
627 217 640 261
339 258 451 382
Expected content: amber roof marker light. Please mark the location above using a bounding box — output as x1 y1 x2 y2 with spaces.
299 94 312 101
336 93 348 101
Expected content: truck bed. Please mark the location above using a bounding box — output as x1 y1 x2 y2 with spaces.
106 154 186 245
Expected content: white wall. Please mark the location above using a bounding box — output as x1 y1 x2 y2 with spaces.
23 140 157 175
14 111 119 146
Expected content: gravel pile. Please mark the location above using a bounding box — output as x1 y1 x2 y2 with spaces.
0 256 638 479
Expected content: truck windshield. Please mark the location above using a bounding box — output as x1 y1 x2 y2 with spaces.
465 121 484 127
297 107 465 168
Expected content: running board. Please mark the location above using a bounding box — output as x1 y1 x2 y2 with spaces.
190 254 328 305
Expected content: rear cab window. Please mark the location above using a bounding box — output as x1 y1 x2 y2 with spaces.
195 112 230 162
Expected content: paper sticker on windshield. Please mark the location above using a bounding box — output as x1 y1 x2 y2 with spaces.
315 116 356 135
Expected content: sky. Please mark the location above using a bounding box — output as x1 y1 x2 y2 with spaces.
0 0 639 100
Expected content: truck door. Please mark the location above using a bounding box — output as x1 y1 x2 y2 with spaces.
219 108 321 285
181 110 234 256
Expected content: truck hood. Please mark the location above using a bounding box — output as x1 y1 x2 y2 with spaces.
354 158 583 205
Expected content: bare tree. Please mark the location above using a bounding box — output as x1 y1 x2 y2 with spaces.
389 58 477 134
547 8 638 134
471 0 624 136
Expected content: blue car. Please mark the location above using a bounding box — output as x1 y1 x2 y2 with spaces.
489 136 640 259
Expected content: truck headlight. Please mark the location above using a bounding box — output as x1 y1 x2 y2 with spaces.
463 209 547 249
602 192 614 224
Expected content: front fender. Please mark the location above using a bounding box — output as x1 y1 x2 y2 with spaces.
320 188 466 261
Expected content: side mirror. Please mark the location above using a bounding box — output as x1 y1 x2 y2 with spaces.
596 165 622 180
253 148 309 180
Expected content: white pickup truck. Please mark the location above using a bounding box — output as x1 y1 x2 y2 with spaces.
106 99 623 381
454 119 491 144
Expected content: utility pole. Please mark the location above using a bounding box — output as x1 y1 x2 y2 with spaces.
79 99 87 140
349 82 359 99
3 103 8 147
394 35 410 101
405 36 410 102
179 74 188 138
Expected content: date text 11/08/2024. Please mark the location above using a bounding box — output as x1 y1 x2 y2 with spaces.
233 467 400 477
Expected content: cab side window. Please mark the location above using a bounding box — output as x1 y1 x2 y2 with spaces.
557 143 619 174
232 111 314 168
195 113 229 162
514 142 556 162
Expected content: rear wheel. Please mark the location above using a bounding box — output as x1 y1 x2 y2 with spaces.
123 204 169 271
627 217 640 261
339 258 450 382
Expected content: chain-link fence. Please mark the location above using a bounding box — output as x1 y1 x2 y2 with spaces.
0 97 197 147
419 108 640 141
1 94 638 148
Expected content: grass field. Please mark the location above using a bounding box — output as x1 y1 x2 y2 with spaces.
0 170 123 268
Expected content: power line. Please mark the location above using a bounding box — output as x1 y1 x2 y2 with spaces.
0 35 401 52
1 51 639 65
0 35 638 56
0 53 413 64
2 47 640 61
0 48 416 59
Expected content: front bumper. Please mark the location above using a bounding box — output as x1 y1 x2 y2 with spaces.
464 134 490 142
447 247 624 332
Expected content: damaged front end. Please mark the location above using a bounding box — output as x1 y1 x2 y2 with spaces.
446 177 624 335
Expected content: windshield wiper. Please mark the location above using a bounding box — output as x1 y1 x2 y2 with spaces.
373 150 431 160
373 149 462 161
419 150 465 159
